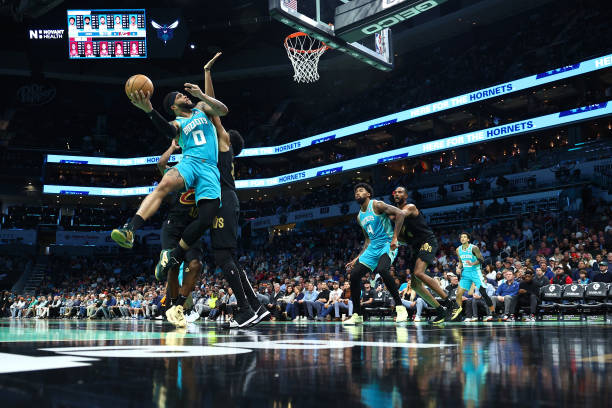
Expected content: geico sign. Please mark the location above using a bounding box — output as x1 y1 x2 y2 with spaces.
361 0 441 35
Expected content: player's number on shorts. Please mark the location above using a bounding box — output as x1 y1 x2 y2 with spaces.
366 225 374 236
213 217 224 229
192 130 207 146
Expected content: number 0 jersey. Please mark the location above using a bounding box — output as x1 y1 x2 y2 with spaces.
175 108 218 163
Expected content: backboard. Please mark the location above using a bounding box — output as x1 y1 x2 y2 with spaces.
269 0 394 71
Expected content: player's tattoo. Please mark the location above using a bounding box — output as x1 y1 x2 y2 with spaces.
166 167 184 184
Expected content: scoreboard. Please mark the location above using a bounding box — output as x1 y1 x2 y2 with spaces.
67 9 147 59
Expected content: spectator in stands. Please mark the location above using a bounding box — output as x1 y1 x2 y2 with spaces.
277 285 295 320
577 269 590 285
334 281 353 320
399 277 427 322
551 266 573 285
306 282 329 320
285 285 304 320
534 267 548 288
517 270 540 321
318 281 342 321
147 292 161 319
593 261 612 283
360 282 375 311
10 297 25 318
300 282 319 320
494 270 519 321
468 274 496 322
266 283 285 320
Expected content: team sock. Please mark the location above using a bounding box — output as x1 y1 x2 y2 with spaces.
175 295 187 307
126 214 145 231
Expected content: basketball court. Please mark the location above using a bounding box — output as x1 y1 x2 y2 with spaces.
1 319 610 407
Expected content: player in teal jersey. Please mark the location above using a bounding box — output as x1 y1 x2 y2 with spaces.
452 232 494 321
343 183 408 325
111 81 229 281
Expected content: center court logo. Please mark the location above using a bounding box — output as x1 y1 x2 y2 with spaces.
0 341 456 373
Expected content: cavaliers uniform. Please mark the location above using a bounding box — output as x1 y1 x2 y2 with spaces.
397 209 439 266
161 188 202 262
211 146 239 250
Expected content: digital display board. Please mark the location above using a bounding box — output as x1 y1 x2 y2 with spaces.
44 101 612 194
67 9 147 59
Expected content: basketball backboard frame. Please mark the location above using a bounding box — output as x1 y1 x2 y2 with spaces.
269 0 394 71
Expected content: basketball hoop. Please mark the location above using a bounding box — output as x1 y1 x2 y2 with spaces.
284 32 330 83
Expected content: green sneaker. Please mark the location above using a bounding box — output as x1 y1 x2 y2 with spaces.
451 306 463 322
110 228 134 249
155 249 180 281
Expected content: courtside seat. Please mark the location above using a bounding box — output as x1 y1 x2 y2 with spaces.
606 284 612 312
539 284 563 315
558 284 585 315
363 291 394 320
582 282 607 315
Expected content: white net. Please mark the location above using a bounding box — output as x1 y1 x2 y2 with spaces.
284 32 329 83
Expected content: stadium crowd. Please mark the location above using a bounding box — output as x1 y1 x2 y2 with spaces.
2 203 612 323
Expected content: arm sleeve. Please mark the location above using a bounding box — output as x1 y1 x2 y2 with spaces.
147 109 177 140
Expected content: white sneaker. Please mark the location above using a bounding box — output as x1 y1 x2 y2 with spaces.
342 314 363 326
186 311 200 323
465 317 478 322
395 306 408 323
484 315 493 322
414 316 421 322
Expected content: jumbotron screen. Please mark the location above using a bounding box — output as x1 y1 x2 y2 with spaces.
67 9 147 59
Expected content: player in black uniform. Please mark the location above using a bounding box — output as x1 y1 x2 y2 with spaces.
392 186 452 324
156 140 203 328
203 52 266 328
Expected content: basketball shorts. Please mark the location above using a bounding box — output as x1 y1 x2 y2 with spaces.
211 189 239 250
161 217 203 264
410 236 439 267
174 155 221 204
358 242 398 272
459 269 484 291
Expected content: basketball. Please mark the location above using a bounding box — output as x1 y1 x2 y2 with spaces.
125 74 153 99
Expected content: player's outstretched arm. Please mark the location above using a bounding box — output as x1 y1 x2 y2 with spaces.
184 83 228 117
130 90 179 140
373 200 405 250
202 53 231 150
156 139 181 176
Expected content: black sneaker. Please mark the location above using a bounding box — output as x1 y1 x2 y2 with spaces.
431 306 447 324
222 307 257 329
249 305 270 326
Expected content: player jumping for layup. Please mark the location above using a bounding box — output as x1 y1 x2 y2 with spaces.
452 232 494 321
112 80 228 280
343 183 408 325
392 186 452 324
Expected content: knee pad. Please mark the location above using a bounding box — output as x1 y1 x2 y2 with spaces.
479 287 493 306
